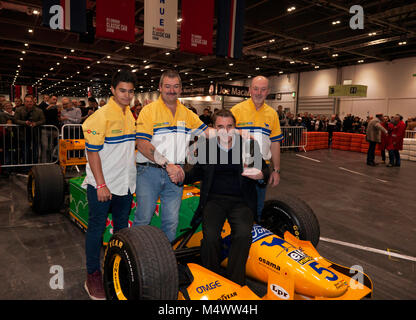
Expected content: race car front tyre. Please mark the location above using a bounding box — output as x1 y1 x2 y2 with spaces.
103 225 179 300
27 164 65 213
260 194 320 247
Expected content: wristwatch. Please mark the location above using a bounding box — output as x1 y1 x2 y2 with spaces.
273 168 281 174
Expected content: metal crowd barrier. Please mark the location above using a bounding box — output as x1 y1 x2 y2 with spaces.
280 126 307 152
0 124 59 168
405 130 416 139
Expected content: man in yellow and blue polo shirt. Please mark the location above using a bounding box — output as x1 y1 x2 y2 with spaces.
134 69 208 242
231 76 283 221
81 70 137 300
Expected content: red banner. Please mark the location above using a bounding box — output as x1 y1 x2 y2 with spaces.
180 0 214 55
95 0 135 43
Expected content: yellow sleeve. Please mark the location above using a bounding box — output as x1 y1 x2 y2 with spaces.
82 110 107 152
187 109 208 135
269 111 284 142
135 106 153 141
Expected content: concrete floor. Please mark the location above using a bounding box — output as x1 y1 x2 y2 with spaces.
0 149 415 300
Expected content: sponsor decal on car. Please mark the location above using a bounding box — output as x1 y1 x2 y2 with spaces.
270 284 290 300
258 257 280 271
251 224 273 243
287 249 313 265
196 280 222 294
217 292 237 300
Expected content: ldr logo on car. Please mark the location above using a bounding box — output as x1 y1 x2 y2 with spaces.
270 284 290 300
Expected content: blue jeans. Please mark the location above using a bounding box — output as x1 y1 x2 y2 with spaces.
134 165 183 242
85 185 132 274
256 183 267 221
388 150 401 166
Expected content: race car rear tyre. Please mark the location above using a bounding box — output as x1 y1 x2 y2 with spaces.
103 225 178 300
260 194 320 247
27 164 65 213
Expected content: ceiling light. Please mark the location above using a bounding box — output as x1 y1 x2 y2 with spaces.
177 18 182 22
314 65 320 69
22 51 26 54
97 61 100 64
56 62 60 65
107 55 111 59
70 49 75 53
24 43 29 47
32 9 40 15
269 39 275 43
303 47 309 51
28 29 33 33
368 32 377 36
255 67 260 70
287 6 296 12
20 57 23 60
49 67 54 71
63 56 67 59
17 65 21 68
165 52 170 55
332 53 339 57
77 71 80 74
262 55 267 59
358 60 364 63
279 71 284 74
229 63 234 66
225 72 229 75
86 66 90 69
290 61 295 64
398 41 407 46
201 68 205 71
332 20 341 25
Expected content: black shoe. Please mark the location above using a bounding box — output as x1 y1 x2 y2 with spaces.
367 162 376 166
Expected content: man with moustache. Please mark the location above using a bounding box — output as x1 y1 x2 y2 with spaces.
134 69 210 242
230 76 283 221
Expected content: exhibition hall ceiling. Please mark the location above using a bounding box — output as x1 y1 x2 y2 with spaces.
0 0 415 97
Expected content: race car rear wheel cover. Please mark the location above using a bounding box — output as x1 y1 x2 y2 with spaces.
103 225 179 300
260 194 320 247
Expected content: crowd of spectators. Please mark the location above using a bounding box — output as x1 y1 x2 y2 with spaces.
0 94 101 127
0 94 102 173
277 108 416 134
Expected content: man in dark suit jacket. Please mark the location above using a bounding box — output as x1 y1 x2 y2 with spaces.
180 109 269 286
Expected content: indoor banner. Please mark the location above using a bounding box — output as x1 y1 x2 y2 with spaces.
216 0 246 59
144 0 178 50
180 0 214 55
95 0 135 43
